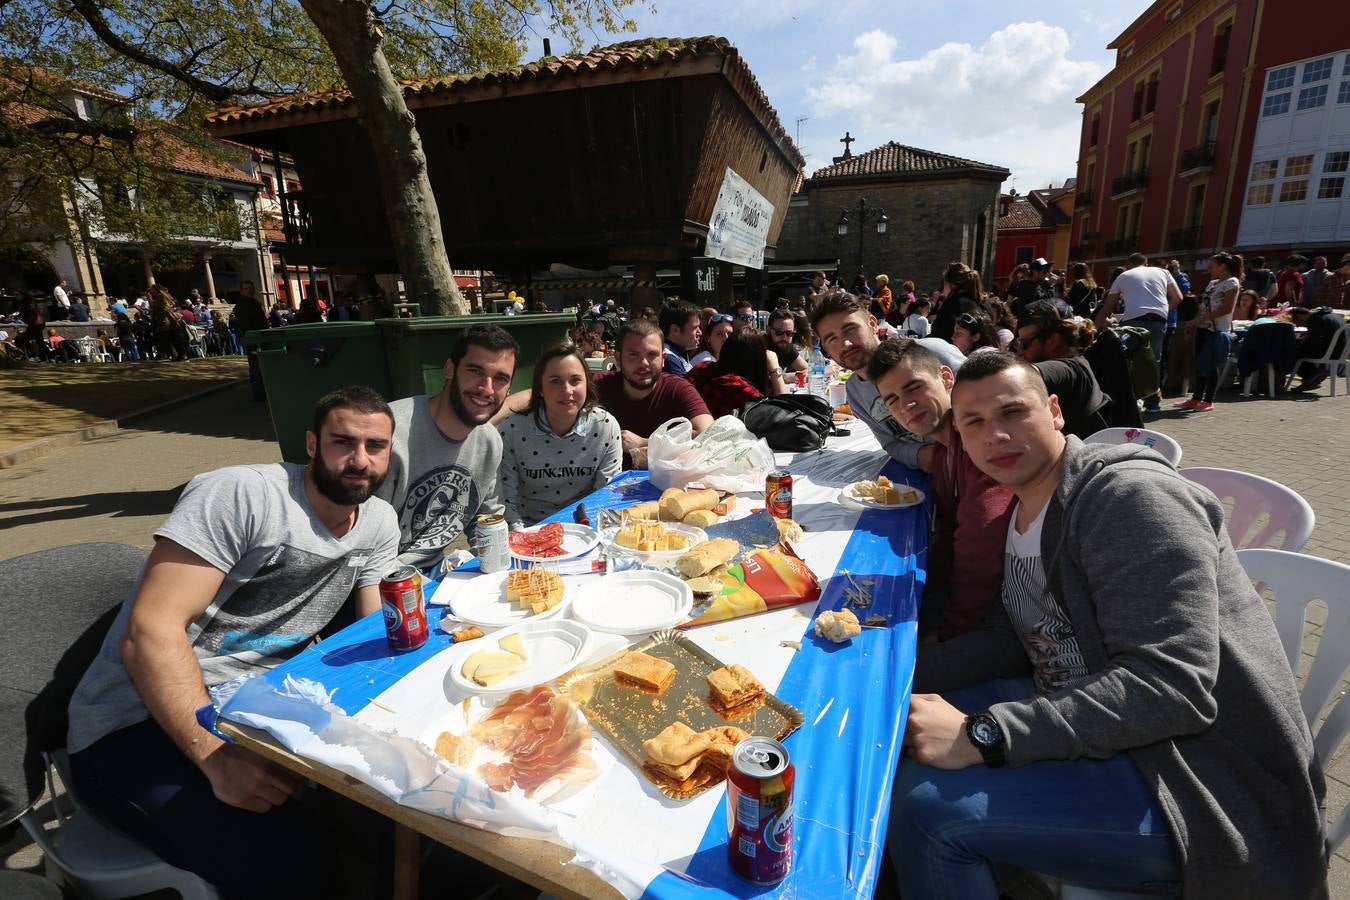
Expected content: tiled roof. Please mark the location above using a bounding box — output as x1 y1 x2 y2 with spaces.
810 141 1008 181
141 130 254 184
998 196 1057 230
207 36 804 168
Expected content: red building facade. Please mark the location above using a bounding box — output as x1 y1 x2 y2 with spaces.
993 193 1060 290
1072 0 1350 286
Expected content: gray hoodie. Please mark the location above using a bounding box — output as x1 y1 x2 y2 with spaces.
916 438 1327 899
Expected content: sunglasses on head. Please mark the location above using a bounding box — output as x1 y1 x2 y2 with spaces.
710 314 734 324
738 313 756 321
956 313 983 330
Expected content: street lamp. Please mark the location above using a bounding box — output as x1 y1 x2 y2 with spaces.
836 198 889 279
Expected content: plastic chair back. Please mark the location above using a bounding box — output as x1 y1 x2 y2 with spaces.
1083 427 1183 466
1181 467 1314 551
1237 548 1350 852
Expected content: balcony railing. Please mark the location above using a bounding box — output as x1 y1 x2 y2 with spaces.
1169 224 1202 250
1111 169 1149 197
279 190 311 246
1105 235 1140 256
1179 141 1217 174
1075 189 1093 209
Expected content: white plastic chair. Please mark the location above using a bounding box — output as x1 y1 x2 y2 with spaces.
1083 427 1183 466
1240 365 1277 399
1285 322 1350 396
1180 467 1314 551
20 751 219 899
1236 548 1350 853
73 336 103 363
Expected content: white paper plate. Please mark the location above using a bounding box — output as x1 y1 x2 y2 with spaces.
442 570 575 627
569 571 694 635
598 522 707 566
839 483 926 510
444 619 593 695
510 523 600 562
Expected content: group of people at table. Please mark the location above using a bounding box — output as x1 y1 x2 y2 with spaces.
58 282 1329 898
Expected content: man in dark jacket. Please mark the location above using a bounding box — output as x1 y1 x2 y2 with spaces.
890 351 1326 900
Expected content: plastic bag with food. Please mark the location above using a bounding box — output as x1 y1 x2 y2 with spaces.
647 416 775 493
680 546 821 628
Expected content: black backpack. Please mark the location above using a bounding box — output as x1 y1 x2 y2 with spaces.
738 393 834 452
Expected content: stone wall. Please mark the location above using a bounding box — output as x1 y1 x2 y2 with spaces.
775 177 1003 294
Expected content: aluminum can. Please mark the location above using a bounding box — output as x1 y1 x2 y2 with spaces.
380 565 428 652
726 736 795 883
795 369 807 390
765 471 793 520
474 513 510 573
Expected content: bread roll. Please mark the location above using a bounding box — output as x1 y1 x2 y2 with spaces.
682 509 719 527
623 501 660 521
660 488 719 521
677 538 739 578
658 488 686 521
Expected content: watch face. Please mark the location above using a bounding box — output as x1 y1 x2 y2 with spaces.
970 717 999 747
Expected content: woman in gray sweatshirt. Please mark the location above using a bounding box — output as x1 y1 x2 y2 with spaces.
497 344 622 529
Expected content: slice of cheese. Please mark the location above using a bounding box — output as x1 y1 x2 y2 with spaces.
498 633 528 660
463 649 527 686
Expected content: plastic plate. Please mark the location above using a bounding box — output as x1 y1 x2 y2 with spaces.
839 483 926 510
569 571 694 635
442 570 575 627
598 522 707 566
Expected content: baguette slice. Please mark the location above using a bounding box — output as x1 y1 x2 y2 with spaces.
676 538 739 579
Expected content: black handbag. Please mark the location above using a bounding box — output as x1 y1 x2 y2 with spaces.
738 393 834 452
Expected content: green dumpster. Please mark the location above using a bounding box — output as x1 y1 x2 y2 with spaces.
377 312 575 399
244 322 393 464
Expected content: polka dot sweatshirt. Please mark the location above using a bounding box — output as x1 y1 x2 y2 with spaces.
496 407 623 528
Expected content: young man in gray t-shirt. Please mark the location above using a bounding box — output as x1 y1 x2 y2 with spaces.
377 324 519 570
65 386 401 898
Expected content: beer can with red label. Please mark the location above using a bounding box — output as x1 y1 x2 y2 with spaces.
726 736 795 883
380 565 428 652
765 471 793 520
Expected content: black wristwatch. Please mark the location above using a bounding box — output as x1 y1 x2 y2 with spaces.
964 711 1007 767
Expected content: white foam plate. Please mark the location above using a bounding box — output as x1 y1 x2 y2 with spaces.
444 619 593 695
598 522 707 566
440 570 575 627
569 571 694 635
839 483 926 510
510 523 600 562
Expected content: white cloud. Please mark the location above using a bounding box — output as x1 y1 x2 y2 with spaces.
804 22 1103 187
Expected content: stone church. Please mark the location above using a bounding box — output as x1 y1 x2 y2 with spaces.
775 138 1009 294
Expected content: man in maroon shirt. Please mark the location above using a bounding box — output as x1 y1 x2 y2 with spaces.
868 337 1014 640
1277 255 1305 307
596 318 713 466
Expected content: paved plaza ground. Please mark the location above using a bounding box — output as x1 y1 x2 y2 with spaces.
1 377 1347 895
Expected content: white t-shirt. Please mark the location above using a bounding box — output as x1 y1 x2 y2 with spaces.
1110 266 1172 321
1201 276 1239 333
1002 501 1087 693
53 285 70 308
903 312 930 337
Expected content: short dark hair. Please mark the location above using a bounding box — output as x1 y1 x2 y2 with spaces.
1127 252 1147 266
767 308 796 327
866 336 943 382
1249 256 1266 268
1284 254 1306 268
617 317 661 351
658 300 700 336
951 350 1047 399
808 292 869 336
450 323 520 367
311 384 393 437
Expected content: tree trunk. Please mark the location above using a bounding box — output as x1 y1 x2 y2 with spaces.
298 0 464 316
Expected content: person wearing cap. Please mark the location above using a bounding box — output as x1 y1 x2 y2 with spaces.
1095 253 1181 412
1009 259 1057 320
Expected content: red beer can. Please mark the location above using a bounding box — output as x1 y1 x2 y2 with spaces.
380 565 428 652
795 369 807 389
765 471 793 520
726 736 795 883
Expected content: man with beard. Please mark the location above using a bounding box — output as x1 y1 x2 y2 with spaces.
66 385 401 898
765 308 808 374
809 293 964 472
595 318 712 465
378 324 517 570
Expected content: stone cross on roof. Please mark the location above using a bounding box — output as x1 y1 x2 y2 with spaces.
840 131 854 157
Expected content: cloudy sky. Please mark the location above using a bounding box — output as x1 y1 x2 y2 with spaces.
525 0 1141 192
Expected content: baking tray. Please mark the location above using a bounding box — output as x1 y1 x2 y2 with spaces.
557 629 803 799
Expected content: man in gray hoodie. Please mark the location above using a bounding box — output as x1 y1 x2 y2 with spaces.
889 351 1326 899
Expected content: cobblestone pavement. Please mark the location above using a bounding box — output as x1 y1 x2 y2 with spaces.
2 378 1346 895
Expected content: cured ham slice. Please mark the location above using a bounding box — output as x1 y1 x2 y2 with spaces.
469 685 596 797
509 522 566 558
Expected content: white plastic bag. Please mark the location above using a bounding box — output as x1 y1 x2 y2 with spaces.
646 415 776 492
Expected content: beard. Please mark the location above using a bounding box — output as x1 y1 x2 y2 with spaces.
621 365 659 392
310 454 387 506
447 372 502 426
